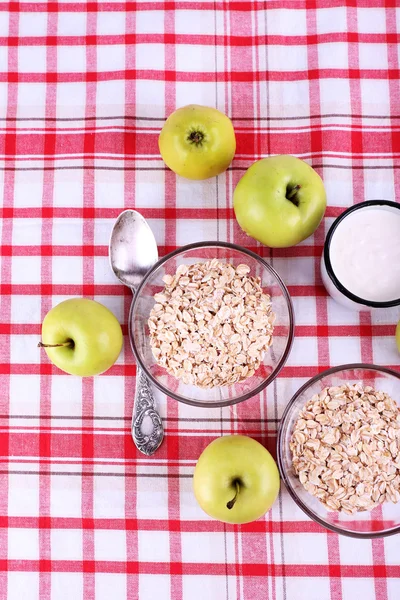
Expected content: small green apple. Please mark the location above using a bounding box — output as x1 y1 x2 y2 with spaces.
396 321 400 352
158 104 236 180
233 154 327 248
39 298 123 376
193 435 280 524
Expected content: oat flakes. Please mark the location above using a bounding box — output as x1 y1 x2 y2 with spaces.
290 384 400 514
148 259 275 388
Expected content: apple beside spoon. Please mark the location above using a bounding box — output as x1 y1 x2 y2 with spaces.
109 210 164 455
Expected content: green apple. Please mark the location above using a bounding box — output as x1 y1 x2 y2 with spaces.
193 435 280 524
158 104 236 180
38 298 123 376
233 155 327 248
396 321 400 352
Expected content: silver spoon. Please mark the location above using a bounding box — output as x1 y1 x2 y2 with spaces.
109 209 164 455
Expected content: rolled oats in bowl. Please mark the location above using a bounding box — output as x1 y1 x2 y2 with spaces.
290 383 400 514
148 259 276 388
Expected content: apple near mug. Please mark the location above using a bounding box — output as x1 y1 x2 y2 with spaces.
233 155 327 249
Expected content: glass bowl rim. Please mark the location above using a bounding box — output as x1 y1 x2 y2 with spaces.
277 362 400 539
129 240 295 408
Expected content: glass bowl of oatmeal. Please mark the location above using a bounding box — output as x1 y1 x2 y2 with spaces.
277 364 400 538
129 241 294 408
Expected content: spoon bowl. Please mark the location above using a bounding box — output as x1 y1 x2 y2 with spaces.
109 210 159 291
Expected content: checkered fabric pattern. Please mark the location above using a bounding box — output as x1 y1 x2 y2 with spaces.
1 1 400 599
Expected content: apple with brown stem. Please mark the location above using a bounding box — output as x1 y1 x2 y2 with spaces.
193 435 280 524
38 298 123 377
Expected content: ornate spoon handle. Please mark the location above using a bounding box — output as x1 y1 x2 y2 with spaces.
132 367 164 455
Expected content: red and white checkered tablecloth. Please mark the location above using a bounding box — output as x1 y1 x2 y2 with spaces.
1 1 400 599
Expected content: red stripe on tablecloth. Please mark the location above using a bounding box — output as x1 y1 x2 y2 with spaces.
0 430 273 460
2 243 331 259
347 2 389 597
163 7 183 600
263 5 287 593
3 32 400 47
0 559 398 577
386 3 400 247
0 283 332 297
80 9 98 600
37 7 58 599
230 6 271 598
1 1 399 11
11 129 398 157
1 237 397 260
0 6 20 596
221 6 235 596
307 5 342 600
124 7 139 600
1 515 398 536
386 32 400 595
3 68 400 84
229 6 254 596
0 205 348 219
361 311 389 596
0 125 399 138
2 363 399 378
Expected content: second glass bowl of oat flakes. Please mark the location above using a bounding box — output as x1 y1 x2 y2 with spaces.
277 364 400 538
129 241 294 408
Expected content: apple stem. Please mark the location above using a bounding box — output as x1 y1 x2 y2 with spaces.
37 341 74 348
226 480 241 510
187 130 204 146
286 184 301 201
